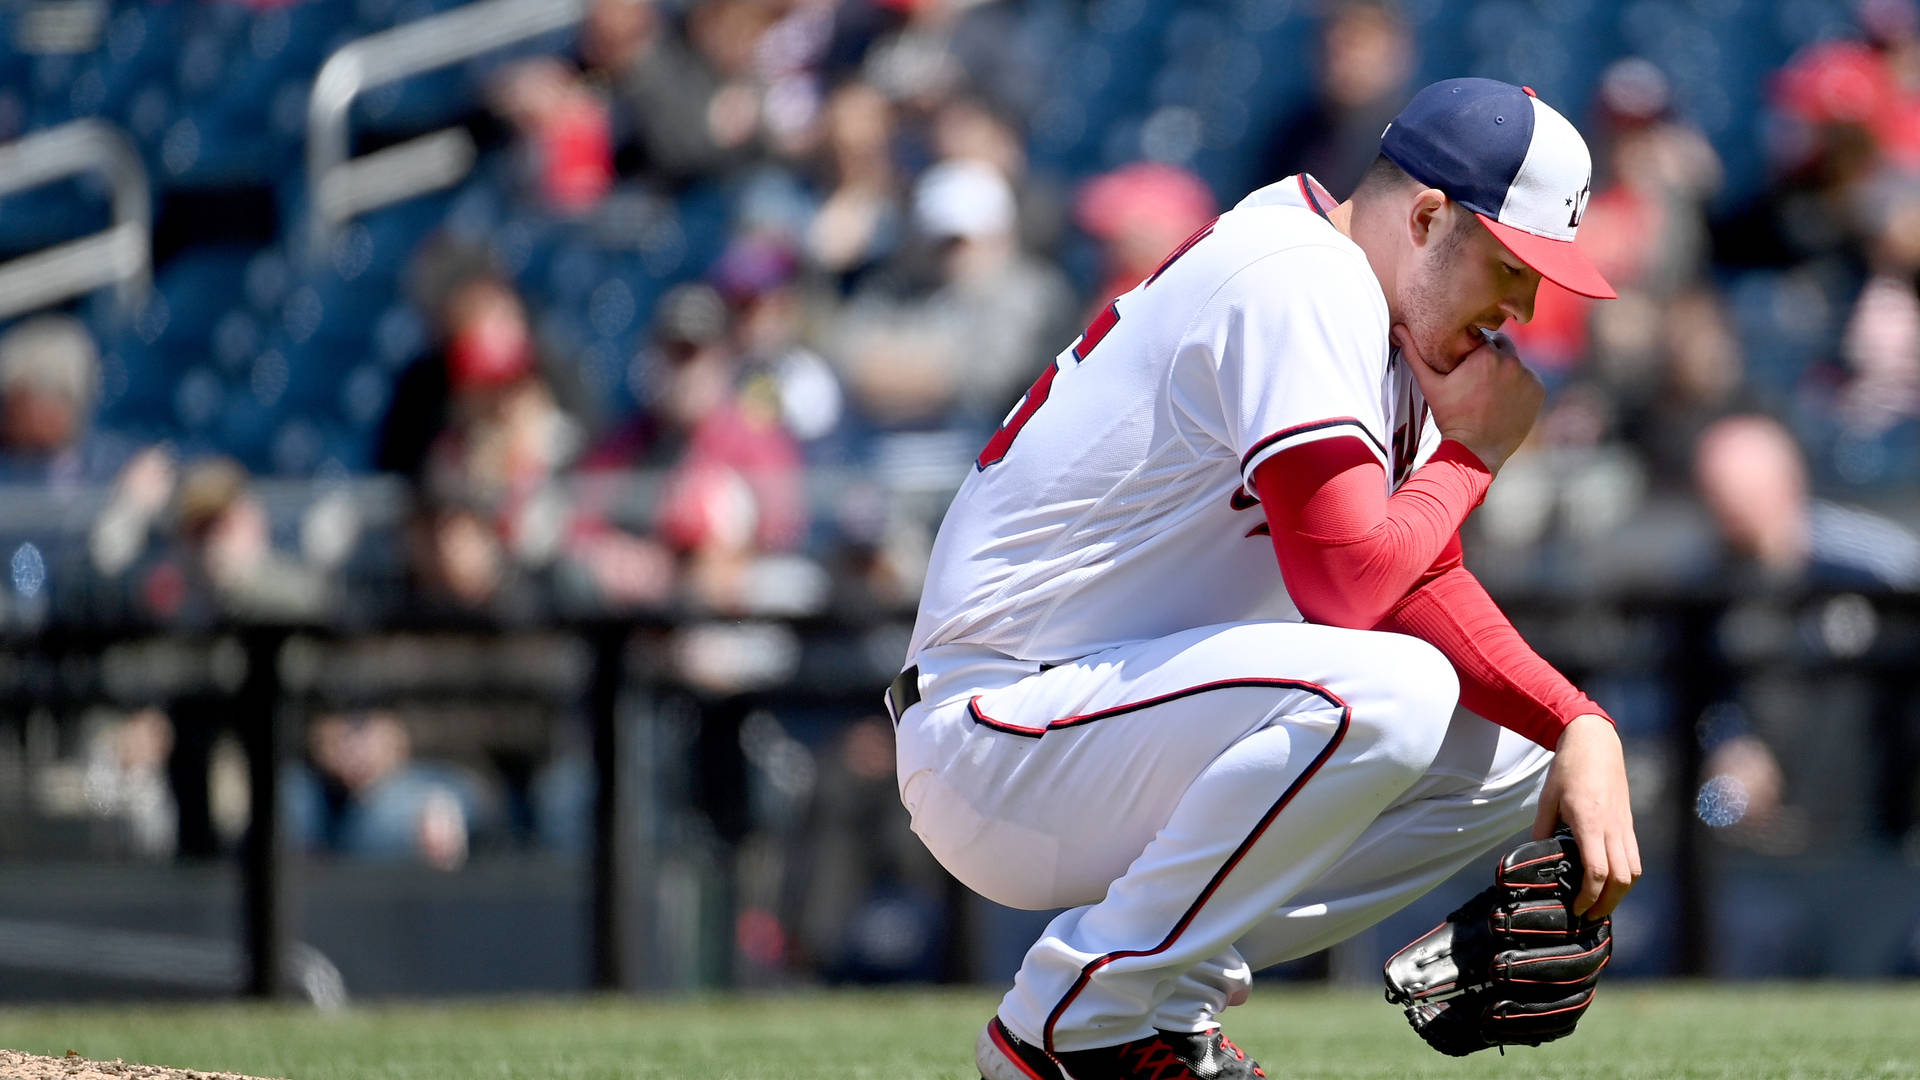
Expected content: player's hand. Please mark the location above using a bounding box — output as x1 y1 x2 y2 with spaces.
1533 713 1641 919
1393 325 1543 474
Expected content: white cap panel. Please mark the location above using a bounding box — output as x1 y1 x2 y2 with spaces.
1494 97 1593 241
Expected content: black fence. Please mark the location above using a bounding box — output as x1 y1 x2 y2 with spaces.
2 586 1917 1000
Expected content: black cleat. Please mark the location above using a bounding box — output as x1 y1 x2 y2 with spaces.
977 1016 1268 1080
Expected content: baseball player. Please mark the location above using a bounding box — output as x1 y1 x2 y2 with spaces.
885 79 1641 1078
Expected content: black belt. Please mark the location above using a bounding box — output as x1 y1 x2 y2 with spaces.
884 665 921 726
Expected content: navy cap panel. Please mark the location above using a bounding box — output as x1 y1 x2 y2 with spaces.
1380 78 1534 219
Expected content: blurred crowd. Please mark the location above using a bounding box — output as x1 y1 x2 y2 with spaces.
2 0 1917 629
4 0 1920 980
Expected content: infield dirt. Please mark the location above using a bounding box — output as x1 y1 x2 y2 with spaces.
0 1050 282 1080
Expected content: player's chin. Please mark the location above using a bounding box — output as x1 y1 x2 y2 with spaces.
1433 327 1487 370
1421 330 1478 373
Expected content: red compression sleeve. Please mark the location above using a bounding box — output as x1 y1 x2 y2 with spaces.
1253 434 1609 748
1378 552 1611 749
1252 435 1492 629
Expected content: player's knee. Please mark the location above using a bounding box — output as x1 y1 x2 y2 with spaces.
1355 634 1458 774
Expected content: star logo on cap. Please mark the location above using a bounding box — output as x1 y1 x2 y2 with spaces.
1565 181 1591 229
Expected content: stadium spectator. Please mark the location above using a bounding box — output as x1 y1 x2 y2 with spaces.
582 283 809 613
1515 58 1724 377
589 0 777 185
283 710 483 871
858 0 1046 124
708 233 846 454
168 456 332 622
422 337 586 573
1694 413 1920 589
81 708 178 860
378 242 521 478
786 714 951 983
0 315 138 488
1832 185 1920 458
489 57 615 215
1259 0 1415 198
403 488 545 620
804 80 906 283
1073 162 1217 316
829 157 1077 432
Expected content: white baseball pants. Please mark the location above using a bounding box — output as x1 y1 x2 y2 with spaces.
892 620 1553 1054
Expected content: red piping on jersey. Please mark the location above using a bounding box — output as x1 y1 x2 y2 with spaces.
1039 681 1352 1053
967 676 1340 739
1296 174 1337 221
1239 416 1388 474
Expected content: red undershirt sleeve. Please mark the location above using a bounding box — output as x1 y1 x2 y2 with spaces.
1375 550 1610 749
1252 434 1492 630
1253 434 1610 749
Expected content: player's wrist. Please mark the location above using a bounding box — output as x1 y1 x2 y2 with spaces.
1432 437 1494 474
1553 712 1621 755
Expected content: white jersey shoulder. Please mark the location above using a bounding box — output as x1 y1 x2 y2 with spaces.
909 175 1430 664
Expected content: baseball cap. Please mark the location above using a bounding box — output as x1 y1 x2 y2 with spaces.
1380 78 1616 299
912 159 1016 240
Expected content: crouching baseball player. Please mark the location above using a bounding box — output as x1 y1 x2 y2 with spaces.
885 79 1641 1078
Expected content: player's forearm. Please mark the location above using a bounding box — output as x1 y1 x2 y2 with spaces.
1257 437 1492 629
1377 563 1610 749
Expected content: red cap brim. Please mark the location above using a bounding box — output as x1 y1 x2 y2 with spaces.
1476 214 1617 299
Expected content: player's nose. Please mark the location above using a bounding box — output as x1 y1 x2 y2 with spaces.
1501 278 1539 325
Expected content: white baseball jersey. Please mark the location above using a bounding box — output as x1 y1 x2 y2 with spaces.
910 174 1435 665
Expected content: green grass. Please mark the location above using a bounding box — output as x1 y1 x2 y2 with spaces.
2 985 1918 1079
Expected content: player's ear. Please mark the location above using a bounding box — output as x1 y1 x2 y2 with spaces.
1407 188 1447 250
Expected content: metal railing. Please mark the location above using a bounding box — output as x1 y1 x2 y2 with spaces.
0 119 151 321
305 0 587 258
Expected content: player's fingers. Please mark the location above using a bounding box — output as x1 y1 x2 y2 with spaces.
1530 792 1560 841
1571 821 1607 916
1389 324 1422 367
1590 834 1635 919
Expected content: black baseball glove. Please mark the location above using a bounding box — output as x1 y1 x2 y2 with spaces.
1382 833 1612 1057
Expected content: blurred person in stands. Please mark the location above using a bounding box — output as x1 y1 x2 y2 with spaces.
1715 0 1919 272
710 232 846 452
421 314 586 574
858 0 1045 125
830 158 1076 432
823 481 930 621
381 241 532 477
1695 413 1920 590
585 0 776 185
1513 58 1722 377
403 486 546 620
283 709 481 871
1074 162 1218 317
490 57 615 215
0 314 140 488
786 713 952 982
932 95 1066 256
805 80 906 284
167 456 331 623
82 708 177 859
0 314 182 590
582 283 808 612
1688 412 1920 854
1260 0 1414 199
1833 185 1920 456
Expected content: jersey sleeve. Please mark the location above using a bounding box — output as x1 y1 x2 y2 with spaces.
1187 243 1392 491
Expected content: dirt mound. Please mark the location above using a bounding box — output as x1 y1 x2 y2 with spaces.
0 1050 285 1080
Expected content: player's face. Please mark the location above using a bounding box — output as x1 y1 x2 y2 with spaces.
1400 210 1541 372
